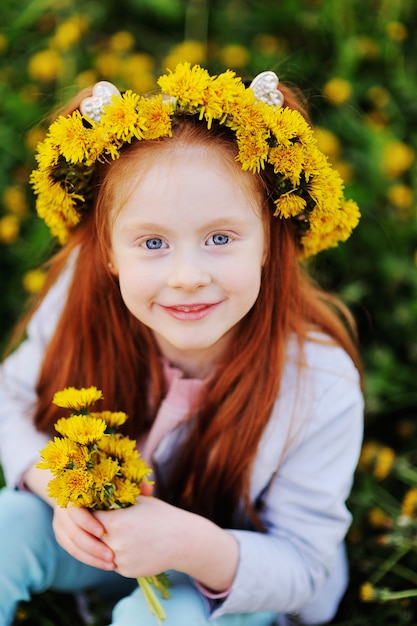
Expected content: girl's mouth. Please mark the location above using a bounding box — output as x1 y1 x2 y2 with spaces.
161 302 220 321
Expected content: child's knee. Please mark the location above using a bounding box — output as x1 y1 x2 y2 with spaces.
0 488 52 536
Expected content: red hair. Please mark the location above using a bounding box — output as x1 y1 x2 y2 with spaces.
13 83 361 529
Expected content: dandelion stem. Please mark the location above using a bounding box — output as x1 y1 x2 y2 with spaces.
137 576 167 624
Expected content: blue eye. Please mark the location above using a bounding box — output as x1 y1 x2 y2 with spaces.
208 233 230 246
144 238 165 249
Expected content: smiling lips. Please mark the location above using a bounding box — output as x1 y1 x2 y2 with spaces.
161 302 220 321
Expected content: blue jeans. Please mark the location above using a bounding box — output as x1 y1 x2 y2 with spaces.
0 488 276 626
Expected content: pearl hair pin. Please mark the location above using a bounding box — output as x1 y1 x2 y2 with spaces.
80 81 121 123
249 71 284 107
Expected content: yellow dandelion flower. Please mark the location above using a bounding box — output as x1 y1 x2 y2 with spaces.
48 112 91 164
33 137 60 170
47 470 93 507
53 386 103 411
360 582 376 602
91 411 128 428
202 70 247 126
90 457 120 490
338 199 361 231
139 96 173 140
122 456 153 485
401 488 417 517
112 477 141 506
55 415 107 445
274 193 306 219
101 91 144 142
268 106 315 147
62 469 94 501
308 168 344 211
158 63 211 109
236 130 269 173
269 144 307 186
98 433 138 462
37 437 82 474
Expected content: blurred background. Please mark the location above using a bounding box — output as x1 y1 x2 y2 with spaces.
1 0 417 624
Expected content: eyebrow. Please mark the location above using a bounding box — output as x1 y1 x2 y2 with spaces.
121 217 248 233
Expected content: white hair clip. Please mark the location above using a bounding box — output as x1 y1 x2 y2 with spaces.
80 81 121 123
249 71 284 108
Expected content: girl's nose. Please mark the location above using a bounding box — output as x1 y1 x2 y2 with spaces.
167 249 211 291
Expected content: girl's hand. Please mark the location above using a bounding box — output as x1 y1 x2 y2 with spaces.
94 495 239 592
52 505 116 570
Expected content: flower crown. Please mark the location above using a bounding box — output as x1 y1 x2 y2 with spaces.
30 63 360 258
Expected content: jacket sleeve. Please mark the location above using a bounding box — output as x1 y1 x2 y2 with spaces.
0 269 72 487
212 341 364 619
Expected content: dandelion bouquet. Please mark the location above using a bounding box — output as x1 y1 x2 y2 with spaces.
37 386 169 624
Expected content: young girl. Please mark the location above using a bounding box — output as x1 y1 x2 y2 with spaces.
0 64 363 626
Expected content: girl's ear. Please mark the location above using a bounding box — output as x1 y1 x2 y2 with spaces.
107 255 118 275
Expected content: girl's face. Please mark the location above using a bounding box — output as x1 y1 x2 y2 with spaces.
109 148 266 378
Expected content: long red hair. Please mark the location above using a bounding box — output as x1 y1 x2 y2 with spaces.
11 83 361 529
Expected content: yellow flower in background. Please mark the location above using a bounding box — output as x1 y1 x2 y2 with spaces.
76 70 99 89
314 127 341 160
26 126 46 151
50 16 89 51
323 77 352 105
220 44 250 68
334 161 353 183
162 40 206 71
386 21 408 42
355 36 379 59
358 441 395 480
23 269 46 294
368 507 392 529
95 52 121 79
28 49 64 82
367 85 390 108
121 53 156 93
382 141 414 178
0 215 19 244
387 184 414 211
253 33 286 56
109 31 135 53
360 582 376 602
2 185 28 216
401 488 417 518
